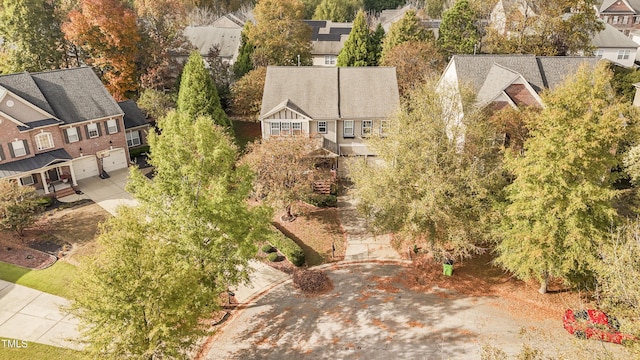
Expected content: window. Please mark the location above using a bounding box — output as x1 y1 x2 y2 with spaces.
613 16 619 24
292 122 302 135
618 49 631 60
635 16 640 24
35 132 54 151
604 16 610 23
270 122 280 136
362 120 372 136
595 49 604 58
106 119 118 134
66 127 79 143
343 120 354 138
624 16 629 24
324 55 336 65
317 121 327 134
126 131 141 147
87 123 99 138
281 122 291 135
11 140 27 157
380 120 389 136
20 175 34 186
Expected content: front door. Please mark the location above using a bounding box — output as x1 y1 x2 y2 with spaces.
47 168 59 182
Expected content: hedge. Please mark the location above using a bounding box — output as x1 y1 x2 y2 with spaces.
268 226 305 266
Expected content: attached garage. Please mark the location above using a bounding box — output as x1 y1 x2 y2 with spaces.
73 156 99 180
101 148 128 173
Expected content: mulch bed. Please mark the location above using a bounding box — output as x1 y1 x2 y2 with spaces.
0 242 57 270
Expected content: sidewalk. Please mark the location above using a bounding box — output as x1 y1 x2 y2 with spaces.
0 280 82 350
337 193 402 261
231 260 290 304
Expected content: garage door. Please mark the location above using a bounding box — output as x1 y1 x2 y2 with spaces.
102 148 128 172
73 156 99 180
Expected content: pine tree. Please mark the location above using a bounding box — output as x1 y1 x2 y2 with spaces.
368 23 386 66
233 24 254 79
337 10 371 66
438 0 481 58
177 51 230 127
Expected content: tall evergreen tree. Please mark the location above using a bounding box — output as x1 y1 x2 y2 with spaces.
337 10 372 66
438 0 481 58
177 51 230 127
369 23 385 66
233 24 254 79
495 63 630 294
0 0 67 73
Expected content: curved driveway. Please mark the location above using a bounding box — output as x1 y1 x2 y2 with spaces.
205 263 625 359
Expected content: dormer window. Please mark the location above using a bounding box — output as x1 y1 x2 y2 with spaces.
35 132 54 151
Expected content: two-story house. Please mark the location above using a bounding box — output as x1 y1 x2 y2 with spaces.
304 20 352 66
598 0 640 34
0 67 133 197
260 66 399 173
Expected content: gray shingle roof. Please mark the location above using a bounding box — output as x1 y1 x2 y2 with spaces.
0 72 56 115
449 55 598 94
592 21 639 48
17 118 63 132
118 100 150 129
0 148 72 178
183 26 242 59
31 67 123 124
601 0 640 12
260 66 399 120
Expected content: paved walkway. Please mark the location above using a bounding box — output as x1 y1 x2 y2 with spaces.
231 261 289 304
337 193 402 261
0 280 81 350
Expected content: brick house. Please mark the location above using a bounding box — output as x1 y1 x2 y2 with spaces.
0 67 135 197
598 0 640 35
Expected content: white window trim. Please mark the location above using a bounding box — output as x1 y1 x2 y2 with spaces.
317 121 327 134
343 120 354 138
67 127 79 143
324 55 336 65
281 122 291 135
107 119 118 134
380 120 389 136
362 120 373 136
618 49 631 60
292 122 302 135
12 140 26 157
20 175 34 186
270 122 280 136
126 131 141 147
35 132 54 151
87 123 99 138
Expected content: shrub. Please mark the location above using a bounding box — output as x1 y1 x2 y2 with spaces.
268 226 305 266
262 244 276 253
129 145 150 159
305 194 337 207
292 269 333 294
267 252 280 262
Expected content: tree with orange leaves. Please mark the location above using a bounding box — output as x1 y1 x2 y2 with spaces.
63 0 141 100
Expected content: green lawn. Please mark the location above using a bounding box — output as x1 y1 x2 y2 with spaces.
0 261 78 298
0 339 85 360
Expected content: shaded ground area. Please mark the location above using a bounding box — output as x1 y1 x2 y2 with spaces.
0 202 111 268
206 263 630 359
232 120 261 151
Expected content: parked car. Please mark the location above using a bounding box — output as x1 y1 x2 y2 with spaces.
563 309 637 345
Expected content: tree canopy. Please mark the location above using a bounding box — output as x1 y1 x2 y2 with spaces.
437 0 481 58
381 10 432 61
177 51 230 127
380 40 445 97
337 10 377 66
0 180 44 235
495 63 631 294
247 0 312 67
230 67 267 120
313 0 363 22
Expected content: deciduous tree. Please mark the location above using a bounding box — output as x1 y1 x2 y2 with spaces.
137 88 176 120
351 81 503 260
380 41 445 97
0 0 68 73
313 0 363 22
0 181 44 236
230 67 267 120
495 63 630 294
381 10 432 61
63 0 142 100
242 136 321 220
438 0 481 58
247 0 312 67
177 51 230 127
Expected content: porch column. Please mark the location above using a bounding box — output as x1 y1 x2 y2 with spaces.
68 162 78 186
40 171 49 194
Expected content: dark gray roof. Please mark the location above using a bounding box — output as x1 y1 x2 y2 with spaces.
118 100 150 129
304 20 352 42
17 118 63 132
449 55 599 93
0 148 72 178
260 66 399 120
0 72 56 115
31 67 123 124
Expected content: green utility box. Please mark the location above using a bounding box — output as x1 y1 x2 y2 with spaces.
443 262 453 276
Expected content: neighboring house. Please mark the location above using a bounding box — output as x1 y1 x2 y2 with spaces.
438 54 598 123
260 66 399 164
490 0 541 35
118 100 152 150
0 67 130 197
304 20 352 66
591 20 639 67
378 5 415 32
598 0 640 34
183 25 242 65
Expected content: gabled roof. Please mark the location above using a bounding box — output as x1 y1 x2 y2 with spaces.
592 21 640 48
262 99 311 119
17 118 63 132
260 67 399 120
118 100 150 129
183 26 242 59
600 0 640 12
0 67 123 125
446 55 599 94
0 148 72 178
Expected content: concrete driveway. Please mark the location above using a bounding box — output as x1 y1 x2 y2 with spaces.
75 169 138 216
205 263 629 360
